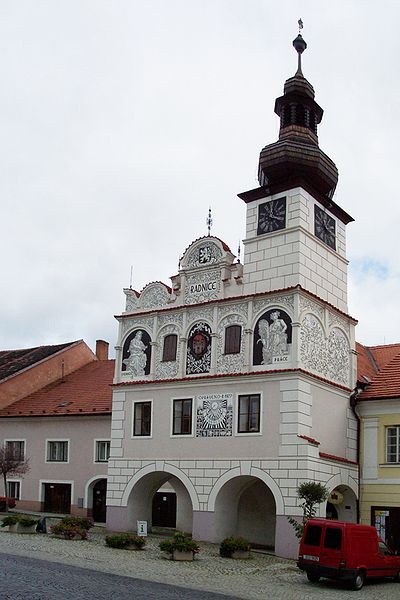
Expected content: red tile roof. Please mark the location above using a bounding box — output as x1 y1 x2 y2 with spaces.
357 342 400 400
0 342 78 382
0 360 115 417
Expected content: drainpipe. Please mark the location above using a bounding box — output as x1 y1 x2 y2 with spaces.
350 383 368 524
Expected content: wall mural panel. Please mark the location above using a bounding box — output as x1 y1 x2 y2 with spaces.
196 393 233 437
155 324 179 379
253 309 292 366
216 314 245 374
299 314 350 386
122 329 151 376
186 322 212 375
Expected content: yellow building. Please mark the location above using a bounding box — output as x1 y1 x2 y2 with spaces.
357 342 400 552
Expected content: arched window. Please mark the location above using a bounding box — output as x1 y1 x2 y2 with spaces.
295 104 305 126
224 325 241 355
162 334 178 362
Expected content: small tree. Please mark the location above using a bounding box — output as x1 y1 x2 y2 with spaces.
0 446 29 511
288 481 329 539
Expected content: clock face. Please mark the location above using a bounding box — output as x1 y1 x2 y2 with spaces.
257 197 286 235
314 205 336 250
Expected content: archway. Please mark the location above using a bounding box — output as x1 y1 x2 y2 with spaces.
325 485 357 523
125 471 194 533
85 476 108 523
213 475 277 549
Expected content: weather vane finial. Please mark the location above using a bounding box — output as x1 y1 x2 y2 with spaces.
293 18 307 76
237 241 241 264
298 18 303 33
206 206 213 236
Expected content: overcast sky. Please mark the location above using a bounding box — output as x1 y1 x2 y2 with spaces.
1 0 399 355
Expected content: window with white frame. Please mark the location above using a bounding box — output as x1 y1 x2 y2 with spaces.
47 441 68 462
237 394 261 433
172 398 192 435
95 440 110 462
386 426 400 463
133 401 152 436
7 481 20 500
5 440 25 461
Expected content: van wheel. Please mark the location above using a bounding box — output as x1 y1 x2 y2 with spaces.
352 570 365 590
394 570 400 582
306 572 320 583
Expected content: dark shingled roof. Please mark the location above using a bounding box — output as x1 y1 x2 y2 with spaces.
0 342 78 382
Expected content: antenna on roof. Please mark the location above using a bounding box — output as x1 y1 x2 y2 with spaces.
206 207 213 236
61 359 65 383
129 265 133 289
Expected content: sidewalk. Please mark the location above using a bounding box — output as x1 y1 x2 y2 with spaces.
0 527 398 599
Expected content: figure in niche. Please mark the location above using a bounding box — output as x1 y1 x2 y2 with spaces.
257 311 288 364
123 331 148 376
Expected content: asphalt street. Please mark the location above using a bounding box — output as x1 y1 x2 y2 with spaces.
0 553 242 600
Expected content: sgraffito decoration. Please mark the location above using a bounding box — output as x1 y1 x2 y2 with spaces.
196 393 233 437
253 309 292 366
186 322 212 375
122 329 151 376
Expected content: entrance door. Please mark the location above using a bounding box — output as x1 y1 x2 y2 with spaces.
152 492 176 527
43 483 71 514
92 479 107 523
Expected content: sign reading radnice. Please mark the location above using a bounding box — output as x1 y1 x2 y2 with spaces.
189 280 217 294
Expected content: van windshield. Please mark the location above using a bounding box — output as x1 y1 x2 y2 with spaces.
304 525 322 546
324 528 342 550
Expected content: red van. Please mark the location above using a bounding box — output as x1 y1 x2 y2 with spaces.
298 518 400 590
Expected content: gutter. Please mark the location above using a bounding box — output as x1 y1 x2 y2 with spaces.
349 381 368 523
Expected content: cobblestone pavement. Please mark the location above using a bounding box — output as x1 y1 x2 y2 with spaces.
0 529 399 599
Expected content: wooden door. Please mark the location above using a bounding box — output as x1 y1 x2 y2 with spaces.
43 483 71 514
92 479 107 523
152 492 176 527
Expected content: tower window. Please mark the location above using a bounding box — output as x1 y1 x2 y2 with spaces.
162 334 178 362
224 325 242 355
295 104 305 126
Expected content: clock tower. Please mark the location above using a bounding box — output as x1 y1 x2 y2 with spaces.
239 32 353 314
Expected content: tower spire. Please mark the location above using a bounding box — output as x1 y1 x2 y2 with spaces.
293 19 307 77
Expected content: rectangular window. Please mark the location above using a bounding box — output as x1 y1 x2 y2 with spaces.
162 334 178 362
95 440 110 462
224 325 241 355
304 525 322 547
5 440 25 461
324 528 342 550
238 394 260 433
47 441 68 462
133 401 152 436
7 481 20 500
386 426 400 463
173 399 192 435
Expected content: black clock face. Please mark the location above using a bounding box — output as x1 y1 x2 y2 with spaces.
257 197 286 235
314 205 336 250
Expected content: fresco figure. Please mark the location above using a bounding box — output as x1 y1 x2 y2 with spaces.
257 311 288 364
123 331 148 376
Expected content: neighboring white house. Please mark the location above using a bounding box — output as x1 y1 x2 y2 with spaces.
106 33 359 559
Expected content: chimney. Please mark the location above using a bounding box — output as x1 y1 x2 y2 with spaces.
95 340 109 361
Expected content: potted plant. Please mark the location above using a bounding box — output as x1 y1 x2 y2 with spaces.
219 536 251 559
105 533 146 550
1 514 19 532
159 531 200 561
17 516 39 534
50 516 94 540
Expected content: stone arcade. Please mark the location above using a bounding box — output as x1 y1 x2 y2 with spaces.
106 32 358 559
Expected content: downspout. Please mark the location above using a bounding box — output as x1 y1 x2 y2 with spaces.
350 383 367 524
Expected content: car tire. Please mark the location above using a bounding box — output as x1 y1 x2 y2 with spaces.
352 570 365 590
306 572 320 583
394 570 400 582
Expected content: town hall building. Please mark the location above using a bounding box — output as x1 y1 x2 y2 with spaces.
106 32 358 558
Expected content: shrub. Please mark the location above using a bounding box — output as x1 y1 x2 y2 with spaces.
105 533 146 550
18 517 39 528
219 536 251 558
1 515 19 527
159 531 200 555
50 516 93 540
60 516 94 530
